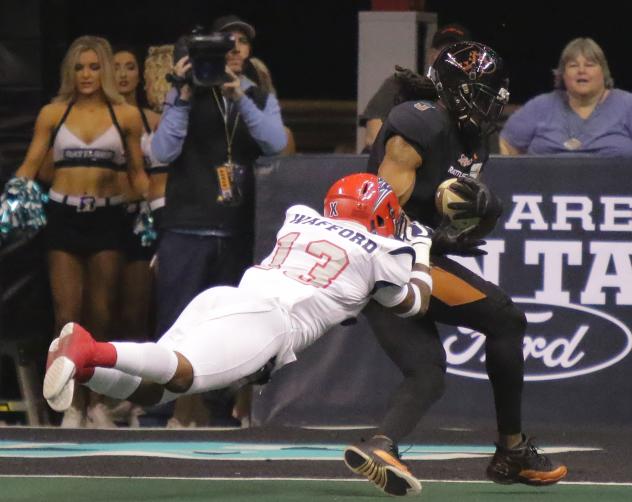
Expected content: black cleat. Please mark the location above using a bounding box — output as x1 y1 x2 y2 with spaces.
486 435 568 486
344 435 421 496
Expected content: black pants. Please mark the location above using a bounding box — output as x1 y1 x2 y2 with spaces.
365 254 527 442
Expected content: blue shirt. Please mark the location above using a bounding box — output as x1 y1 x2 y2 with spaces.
152 76 287 164
500 89 632 157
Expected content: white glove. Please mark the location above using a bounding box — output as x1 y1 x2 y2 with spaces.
399 218 432 267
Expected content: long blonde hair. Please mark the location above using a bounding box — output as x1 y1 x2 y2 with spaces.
53 35 123 104
553 37 614 89
144 45 174 112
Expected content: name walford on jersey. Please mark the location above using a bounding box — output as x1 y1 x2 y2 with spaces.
239 205 414 358
289 212 379 253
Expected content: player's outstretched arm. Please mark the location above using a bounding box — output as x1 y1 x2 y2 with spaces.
389 260 432 318
373 219 432 318
394 219 432 317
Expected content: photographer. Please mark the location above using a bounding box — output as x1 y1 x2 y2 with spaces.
151 15 287 426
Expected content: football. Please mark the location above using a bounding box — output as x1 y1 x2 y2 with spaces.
434 177 480 231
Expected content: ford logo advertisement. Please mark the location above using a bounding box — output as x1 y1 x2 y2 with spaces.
441 299 632 381
439 157 632 387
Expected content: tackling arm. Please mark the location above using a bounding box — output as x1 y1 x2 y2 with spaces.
373 220 432 318
389 262 432 318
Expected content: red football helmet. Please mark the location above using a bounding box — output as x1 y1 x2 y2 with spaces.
323 173 402 237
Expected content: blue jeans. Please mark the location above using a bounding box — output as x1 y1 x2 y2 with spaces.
154 229 254 339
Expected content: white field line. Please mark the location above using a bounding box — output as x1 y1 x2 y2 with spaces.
0 474 631 487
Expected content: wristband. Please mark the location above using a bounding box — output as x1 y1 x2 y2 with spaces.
396 283 422 318
411 270 432 290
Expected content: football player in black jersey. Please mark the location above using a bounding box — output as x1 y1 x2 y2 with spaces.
344 42 567 496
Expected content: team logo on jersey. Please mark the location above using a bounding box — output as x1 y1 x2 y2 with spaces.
457 154 473 167
328 201 339 217
414 102 432 112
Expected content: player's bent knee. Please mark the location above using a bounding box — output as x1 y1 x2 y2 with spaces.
165 352 194 394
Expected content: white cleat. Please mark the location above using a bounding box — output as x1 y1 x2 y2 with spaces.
43 323 81 412
43 357 76 412
47 378 75 412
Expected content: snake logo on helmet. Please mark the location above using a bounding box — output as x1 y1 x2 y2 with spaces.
428 41 510 136
324 173 403 238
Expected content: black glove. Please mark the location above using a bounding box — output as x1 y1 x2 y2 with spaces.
447 176 503 221
431 217 487 257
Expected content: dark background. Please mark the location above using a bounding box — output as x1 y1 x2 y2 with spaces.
3 0 631 105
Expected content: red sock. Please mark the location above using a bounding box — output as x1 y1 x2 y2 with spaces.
75 366 95 383
92 342 117 367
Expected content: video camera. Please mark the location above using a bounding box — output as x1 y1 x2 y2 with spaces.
172 28 235 87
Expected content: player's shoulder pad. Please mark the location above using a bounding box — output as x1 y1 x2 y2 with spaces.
386 100 445 148
389 100 441 123
285 204 319 221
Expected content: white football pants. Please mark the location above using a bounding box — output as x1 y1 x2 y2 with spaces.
157 286 292 394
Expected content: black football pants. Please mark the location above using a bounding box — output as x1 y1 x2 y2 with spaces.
364 254 526 442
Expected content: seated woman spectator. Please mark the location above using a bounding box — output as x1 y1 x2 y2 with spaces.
499 37 632 156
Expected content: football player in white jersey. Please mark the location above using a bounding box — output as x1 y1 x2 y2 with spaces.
42 173 431 492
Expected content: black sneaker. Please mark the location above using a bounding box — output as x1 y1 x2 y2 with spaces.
344 435 422 496
486 435 568 486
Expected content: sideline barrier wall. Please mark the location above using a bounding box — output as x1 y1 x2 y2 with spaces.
252 154 632 428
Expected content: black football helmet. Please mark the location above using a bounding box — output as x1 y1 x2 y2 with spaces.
428 41 510 136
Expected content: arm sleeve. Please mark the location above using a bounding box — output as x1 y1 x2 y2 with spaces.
151 88 191 164
236 92 287 155
371 245 414 307
372 245 414 288
373 284 408 308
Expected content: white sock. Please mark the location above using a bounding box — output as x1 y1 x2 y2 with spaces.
111 342 179 384
86 367 141 400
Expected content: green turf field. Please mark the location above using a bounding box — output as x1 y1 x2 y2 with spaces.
2 477 632 502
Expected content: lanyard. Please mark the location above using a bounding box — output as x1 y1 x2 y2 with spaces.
212 87 240 163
